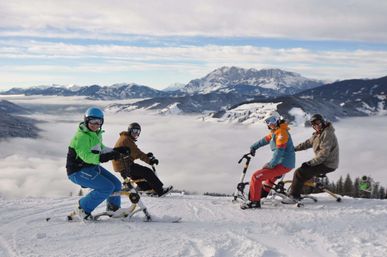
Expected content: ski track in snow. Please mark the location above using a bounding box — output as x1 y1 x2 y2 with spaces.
0 194 386 257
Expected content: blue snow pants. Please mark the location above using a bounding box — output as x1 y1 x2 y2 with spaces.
68 165 121 214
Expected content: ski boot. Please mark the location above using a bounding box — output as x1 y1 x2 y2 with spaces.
240 201 261 210
158 186 173 197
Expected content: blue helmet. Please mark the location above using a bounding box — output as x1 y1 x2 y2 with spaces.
84 107 104 125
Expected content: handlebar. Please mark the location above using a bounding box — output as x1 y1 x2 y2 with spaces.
238 153 251 164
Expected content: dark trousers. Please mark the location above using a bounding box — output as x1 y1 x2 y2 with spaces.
290 164 335 198
128 163 164 195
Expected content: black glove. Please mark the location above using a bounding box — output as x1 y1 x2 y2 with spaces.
120 169 131 179
99 151 120 163
301 162 311 168
113 147 131 155
250 148 256 157
149 156 159 165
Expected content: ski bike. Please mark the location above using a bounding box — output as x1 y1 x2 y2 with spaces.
232 153 303 207
281 174 342 203
67 155 180 223
232 153 342 207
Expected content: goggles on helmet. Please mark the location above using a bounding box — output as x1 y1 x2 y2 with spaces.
88 119 103 126
311 120 322 127
130 128 141 137
265 116 278 126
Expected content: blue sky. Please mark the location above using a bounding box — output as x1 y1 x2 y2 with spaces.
1 0 387 90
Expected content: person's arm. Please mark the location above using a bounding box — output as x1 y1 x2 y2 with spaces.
294 136 314 151
250 134 272 151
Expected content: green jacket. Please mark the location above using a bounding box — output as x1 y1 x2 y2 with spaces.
66 122 106 174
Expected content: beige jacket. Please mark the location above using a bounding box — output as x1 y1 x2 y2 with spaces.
295 123 339 169
111 131 151 173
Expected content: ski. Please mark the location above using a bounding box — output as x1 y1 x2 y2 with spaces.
136 215 182 223
46 209 181 223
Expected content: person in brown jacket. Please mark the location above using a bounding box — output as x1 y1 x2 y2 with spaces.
112 122 173 197
288 114 339 201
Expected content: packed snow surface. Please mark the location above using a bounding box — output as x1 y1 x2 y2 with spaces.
0 193 386 257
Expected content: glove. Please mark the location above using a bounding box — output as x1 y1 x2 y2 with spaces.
149 156 159 165
301 162 311 168
99 151 120 163
113 147 131 155
120 169 131 179
250 148 256 157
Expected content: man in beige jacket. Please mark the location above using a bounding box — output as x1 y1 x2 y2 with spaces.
289 114 339 200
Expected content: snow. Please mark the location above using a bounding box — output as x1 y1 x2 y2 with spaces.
204 102 281 125
0 194 386 257
158 103 183 115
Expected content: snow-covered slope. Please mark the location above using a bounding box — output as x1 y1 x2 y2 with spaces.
203 102 281 125
0 194 386 257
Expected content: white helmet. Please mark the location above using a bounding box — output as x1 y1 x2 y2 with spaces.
264 111 281 126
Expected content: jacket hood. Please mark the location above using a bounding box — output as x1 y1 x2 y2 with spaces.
313 122 334 135
279 122 289 130
119 131 136 141
324 122 335 133
271 122 289 132
119 131 129 136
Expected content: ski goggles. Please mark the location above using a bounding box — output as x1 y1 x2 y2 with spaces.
311 120 322 126
88 119 103 125
130 128 141 136
265 116 278 126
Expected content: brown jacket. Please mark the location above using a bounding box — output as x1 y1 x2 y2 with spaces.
112 131 151 173
295 122 339 169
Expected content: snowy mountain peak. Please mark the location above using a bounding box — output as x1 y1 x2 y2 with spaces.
162 83 186 92
181 66 323 95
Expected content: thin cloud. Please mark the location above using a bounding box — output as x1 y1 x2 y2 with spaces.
1 0 387 42
1 42 387 88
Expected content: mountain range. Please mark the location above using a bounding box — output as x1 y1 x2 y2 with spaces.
181 66 323 95
0 67 322 100
0 100 40 139
1 66 386 124
0 83 175 100
208 76 387 124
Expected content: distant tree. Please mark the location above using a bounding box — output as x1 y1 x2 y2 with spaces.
336 176 344 195
343 174 353 196
372 183 380 199
78 189 83 196
378 186 386 199
327 181 336 193
69 192 73 197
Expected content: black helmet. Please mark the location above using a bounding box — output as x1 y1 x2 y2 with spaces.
310 114 325 126
128 122 141 139
361 175 368 181
128 122 141 131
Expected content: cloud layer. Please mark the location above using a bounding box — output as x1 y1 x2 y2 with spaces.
0 96 386 198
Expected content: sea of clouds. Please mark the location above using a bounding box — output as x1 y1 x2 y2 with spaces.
0 96 386 198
